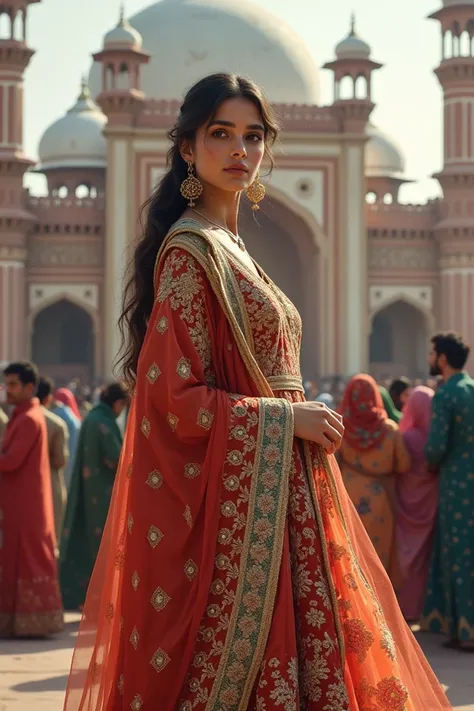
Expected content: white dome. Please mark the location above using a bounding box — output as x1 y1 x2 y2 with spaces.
335 16 371 60
365 124 405 178
104 9 143 50
37 83 107 172
89 0 320 105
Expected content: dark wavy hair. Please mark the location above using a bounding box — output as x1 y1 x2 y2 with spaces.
117 72 280 386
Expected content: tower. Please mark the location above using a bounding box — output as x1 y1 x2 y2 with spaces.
324 16 383 374
0 1 39 365
429 2 474 350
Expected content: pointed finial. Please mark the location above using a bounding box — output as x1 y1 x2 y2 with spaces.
350 12 356 36
119 3 125 25
79 74 90 100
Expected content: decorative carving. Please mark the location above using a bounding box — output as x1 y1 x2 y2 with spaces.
0 246 26 261
369 245 437 270
369 285 433 312
27 241 103 268
439 253 474 269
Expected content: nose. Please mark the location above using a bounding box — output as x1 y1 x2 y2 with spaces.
230 137 247 159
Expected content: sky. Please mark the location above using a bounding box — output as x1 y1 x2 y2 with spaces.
23 0 443 202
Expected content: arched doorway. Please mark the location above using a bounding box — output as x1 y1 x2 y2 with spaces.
31 300 95 384
239 196 321 378
369 300 430 379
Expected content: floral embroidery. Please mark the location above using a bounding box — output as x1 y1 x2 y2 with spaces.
344 618 375 663
131 571 140 591
130 693 143 710
184 463 201 479
105 602 114 622
127 513 134 534
184 505 193 528
177 357 192 379
140 416 150 438
146 470 163 489
130 626 139 649
146 362 161 384
185 559 198 581
197 407 214 430
357 676 409 711
156 315 168 333
150 648 171 673
117 674 124 695
151 587 170 612
147 525 163 548
167 412 179 431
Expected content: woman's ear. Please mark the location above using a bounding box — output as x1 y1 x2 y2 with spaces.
179 140 194 164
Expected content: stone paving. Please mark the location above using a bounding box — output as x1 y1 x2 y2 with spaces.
0 614 473 710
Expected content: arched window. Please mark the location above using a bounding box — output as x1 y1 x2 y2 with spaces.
460 30 471 56
12 10 23 40
116 62 129 90
106 64 115 91
0 12 10 39
366 191 377 204
354 75 367 100
383 193 393 205
370 313 393 364
75 184 90 199
57 186 68 198
338 75 354 101
444 30 453 59
89 186 98 198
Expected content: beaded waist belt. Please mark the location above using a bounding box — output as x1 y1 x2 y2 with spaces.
266 375 305 393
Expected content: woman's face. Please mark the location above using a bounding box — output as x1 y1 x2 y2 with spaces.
182 97 266 195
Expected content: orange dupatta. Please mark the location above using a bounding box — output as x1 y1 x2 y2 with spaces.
64 224 451 711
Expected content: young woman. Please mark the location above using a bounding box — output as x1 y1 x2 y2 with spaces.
64 74 451 711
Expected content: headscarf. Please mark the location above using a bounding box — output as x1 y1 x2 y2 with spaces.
341 374 388 451
379 386 402 424
54 387 82 421
399 386 434 456
315 392 334 408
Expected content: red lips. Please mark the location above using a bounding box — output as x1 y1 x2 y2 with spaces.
224 164 248 172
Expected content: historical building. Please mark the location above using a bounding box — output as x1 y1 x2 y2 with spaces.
0 0 472 383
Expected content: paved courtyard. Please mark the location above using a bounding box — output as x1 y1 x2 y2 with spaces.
0 615 473 710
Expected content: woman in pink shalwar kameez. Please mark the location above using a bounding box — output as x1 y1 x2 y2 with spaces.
397 386 438 621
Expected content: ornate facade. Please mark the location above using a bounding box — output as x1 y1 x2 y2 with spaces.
0 0 472 383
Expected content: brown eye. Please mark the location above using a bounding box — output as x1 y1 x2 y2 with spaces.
246 134 263 142
211 129 228 139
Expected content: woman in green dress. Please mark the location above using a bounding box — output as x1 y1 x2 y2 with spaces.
380 385 402 424
60 383 129 609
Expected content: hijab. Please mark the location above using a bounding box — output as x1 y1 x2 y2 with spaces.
399 386 434 457
379 386 402 424
341 374 388 451
55 388 82 421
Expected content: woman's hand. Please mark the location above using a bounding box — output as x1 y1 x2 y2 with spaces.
292 401 344 454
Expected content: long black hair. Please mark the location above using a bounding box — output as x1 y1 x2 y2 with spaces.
117 73 280 386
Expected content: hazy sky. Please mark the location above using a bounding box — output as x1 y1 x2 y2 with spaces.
24 0 444 202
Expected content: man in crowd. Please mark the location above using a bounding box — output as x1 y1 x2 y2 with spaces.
389 376 412 413
37 376 69 550
422 332 474 652
0 406 7 445
60 381 128 609
0 361 63 637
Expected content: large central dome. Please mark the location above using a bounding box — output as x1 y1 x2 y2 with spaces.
90 0 319 105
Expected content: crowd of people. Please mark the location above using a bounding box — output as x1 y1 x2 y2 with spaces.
0 363 128 637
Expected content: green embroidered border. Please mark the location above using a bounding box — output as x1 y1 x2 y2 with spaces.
208 397 294 711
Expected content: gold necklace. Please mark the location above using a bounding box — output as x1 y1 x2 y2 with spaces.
191 208 246 252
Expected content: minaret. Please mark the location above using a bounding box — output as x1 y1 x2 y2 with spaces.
429 2 474 350
0 1 39 365
323 16 382 374
93 6 150 375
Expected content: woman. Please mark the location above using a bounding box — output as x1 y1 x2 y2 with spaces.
397 386 438 622
55 387 82 421
380 385 402 424
52 389 81 492
337 375 411 581
64 74 450 710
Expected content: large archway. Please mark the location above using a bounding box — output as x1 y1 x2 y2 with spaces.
239 195 321 379
31 300 95 384
369 300 430 379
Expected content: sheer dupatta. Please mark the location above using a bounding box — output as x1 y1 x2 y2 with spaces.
64 224 451 711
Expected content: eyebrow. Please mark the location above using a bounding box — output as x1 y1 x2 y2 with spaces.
208 119 265 132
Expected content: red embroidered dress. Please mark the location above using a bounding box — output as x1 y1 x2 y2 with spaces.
64 220 451 711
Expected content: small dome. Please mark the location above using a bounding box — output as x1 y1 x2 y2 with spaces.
365 123 405 178
37 80 107 172
336 15 371 60
89 0 320 105
104 6 143 50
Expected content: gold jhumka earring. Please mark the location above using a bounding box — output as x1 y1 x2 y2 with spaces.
180 162 203 207
246 171 266 210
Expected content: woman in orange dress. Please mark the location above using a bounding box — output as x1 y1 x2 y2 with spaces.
64 74 451 711
337 375 411 582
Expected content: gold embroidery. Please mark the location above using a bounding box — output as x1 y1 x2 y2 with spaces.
167 412 179 431
184 463 201 479
130 694 143 711
146 470 163 489
117 674 124 695
140 416 150 438
130 626 139 649
184 504 193 528
197 407 213 430
185 559 198 581
127 463 133 479
177 357 192 379
344 618 375 663
147 525 163 548
146 362 161 384
150 648 171 673
105 602 114 622
115 550 125 568
131 571 140 591
151 587 170 611
127 513 134 534
156 315 168 333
